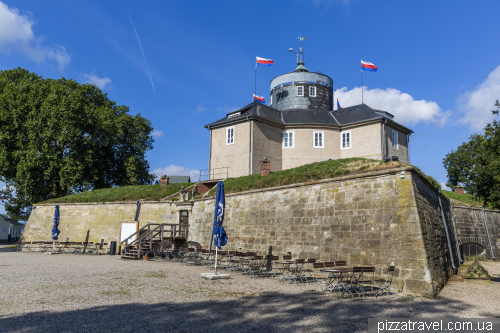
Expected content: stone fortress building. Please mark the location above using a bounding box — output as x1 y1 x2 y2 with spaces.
205 40 413 179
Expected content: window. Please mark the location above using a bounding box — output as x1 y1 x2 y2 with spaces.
341 130 351 149
297 86 304 96
282 130 294 148
309 86 316 97
226 126 234 145
392 130 399 149
313 131 324 148
227 112 240 119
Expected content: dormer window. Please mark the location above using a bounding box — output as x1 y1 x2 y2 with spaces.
309 86 316 97
228 112 240 119
297 86 304 96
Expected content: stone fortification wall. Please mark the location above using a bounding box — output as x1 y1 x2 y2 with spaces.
187 169 455 297
453 206 500 259
411 175 460 294
22 167 498 297
22 202 178 243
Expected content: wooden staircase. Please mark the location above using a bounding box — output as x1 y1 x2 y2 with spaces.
121 223 189 260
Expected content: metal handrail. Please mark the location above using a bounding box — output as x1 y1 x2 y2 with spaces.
121 223 190 258
198 167 229 182
120 223 161 246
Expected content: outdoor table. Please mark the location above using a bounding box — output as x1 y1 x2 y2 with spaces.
241 257 258 274
276 261 294 281
320 268 354 294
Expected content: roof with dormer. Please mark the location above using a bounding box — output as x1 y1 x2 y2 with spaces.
205 102 413 134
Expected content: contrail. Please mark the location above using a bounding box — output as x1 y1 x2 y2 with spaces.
128 13 155 93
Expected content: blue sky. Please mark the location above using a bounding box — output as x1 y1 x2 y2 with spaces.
1 0 500 215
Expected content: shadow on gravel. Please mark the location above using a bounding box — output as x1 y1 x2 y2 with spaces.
1 291 471 333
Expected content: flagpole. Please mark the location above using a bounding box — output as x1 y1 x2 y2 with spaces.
361 68 363 104
255 59 257 101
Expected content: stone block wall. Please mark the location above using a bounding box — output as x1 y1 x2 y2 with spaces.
188 169 447 296
453 206 500 259
21 167 499 297
22 202 178 244
411 175 459 294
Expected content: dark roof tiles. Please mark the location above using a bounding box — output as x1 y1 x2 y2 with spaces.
205 102 412 133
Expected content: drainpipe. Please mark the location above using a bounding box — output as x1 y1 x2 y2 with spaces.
481 207 496 260
438 192 456 270
382 118 387 159
449 199 463 263
208 126 212 180
407 134 411 164
248 117 252 175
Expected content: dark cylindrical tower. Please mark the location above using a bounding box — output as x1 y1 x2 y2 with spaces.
270 68 333 112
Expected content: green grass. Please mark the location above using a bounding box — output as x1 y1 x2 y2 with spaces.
42 157 450 204
43 182 193 203
441 190 486 208
204 158 403 196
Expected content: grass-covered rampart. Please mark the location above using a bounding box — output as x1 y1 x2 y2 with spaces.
43 157 480 206
43 182 193 203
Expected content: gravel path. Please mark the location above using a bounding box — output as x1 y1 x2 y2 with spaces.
1 252 499 333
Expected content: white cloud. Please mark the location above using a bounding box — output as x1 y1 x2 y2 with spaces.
196 104 206 114
151 165 200 183
83 73 111 89
0 1 70 70
151 130 164 139
335 86 449 126
458 65 500 132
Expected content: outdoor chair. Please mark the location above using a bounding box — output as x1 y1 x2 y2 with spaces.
375 266 395 298
227 251 244 272
178 247 188 262
152 245 162 260
358 266 375 299
334 261 346 268
246 255 264 278
341 267 364 299
303 259 317 283
312 262 328 292
217 251 229 269
287 259 305 285
260 255 278 278
277 255 293 281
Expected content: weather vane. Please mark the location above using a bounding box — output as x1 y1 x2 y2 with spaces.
289 34 306 65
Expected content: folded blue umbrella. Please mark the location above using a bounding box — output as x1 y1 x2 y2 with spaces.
52 205 60 240
213 181 228 250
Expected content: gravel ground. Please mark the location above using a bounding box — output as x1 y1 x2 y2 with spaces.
1 251 499 333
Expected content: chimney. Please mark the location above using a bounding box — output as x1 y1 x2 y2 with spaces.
160 175 169 186
454 186 464 195
260 158 270 177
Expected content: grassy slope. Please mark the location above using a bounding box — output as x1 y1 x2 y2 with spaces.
441 190 486 208
43 157 457 205
43 183 193 203
201 158 411 197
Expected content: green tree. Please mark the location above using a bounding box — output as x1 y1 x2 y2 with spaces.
443 100 500 208
0 68 155 220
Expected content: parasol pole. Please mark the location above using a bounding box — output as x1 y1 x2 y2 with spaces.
215 246 218 275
